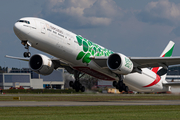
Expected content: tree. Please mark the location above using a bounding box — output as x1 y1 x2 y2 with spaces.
80 74 98 90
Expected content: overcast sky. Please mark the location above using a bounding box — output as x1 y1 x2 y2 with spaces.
1 0 180 68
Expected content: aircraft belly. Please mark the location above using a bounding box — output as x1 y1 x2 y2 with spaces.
72 61 118 81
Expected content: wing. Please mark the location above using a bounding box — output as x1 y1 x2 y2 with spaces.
90 56 108 68
90 56 180 69
5 55 75 74
130 56 180 68
51 58 74 74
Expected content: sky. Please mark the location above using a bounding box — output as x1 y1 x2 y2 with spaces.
1 0 180 68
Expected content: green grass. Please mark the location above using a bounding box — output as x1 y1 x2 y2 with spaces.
0 105 180 120
0 94 180 120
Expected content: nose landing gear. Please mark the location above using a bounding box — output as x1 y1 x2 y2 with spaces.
21 41 31 58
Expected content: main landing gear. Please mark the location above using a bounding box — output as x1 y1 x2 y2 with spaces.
21 41 31 58
69 71 85 92
113 75 129 93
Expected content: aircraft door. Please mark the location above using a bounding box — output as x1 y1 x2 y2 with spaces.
72 38 77 50
67 37 71 45
41 23 46 34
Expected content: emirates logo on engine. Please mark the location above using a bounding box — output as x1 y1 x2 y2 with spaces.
125 57 133 69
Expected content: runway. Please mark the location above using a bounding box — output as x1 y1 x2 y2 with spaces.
1 100 180 107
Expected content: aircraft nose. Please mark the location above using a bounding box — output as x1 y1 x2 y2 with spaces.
13 21 31 40
13 22 21 35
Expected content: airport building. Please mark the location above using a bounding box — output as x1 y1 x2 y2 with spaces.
0 65 180 91
0 68 64 90
166 65 180 82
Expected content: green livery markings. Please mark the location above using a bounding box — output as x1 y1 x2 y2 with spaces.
76 35 113 64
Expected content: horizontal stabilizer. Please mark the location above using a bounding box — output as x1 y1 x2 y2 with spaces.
5 55 29 61
163 82 180 86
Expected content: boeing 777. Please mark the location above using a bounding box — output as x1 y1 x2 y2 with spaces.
6 17 180 92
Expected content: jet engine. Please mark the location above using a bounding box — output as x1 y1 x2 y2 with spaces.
29 54 54 75
107 53 133 75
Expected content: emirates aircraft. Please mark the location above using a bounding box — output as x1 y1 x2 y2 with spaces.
6 17 180 92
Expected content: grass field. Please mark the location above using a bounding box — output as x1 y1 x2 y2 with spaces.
0 105 180 120
0 94 180 120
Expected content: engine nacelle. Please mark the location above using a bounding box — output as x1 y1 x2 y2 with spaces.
107 53 133 75
29 54 54 75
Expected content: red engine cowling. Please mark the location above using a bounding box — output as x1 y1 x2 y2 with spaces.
107 53 133 75
29 54 54 75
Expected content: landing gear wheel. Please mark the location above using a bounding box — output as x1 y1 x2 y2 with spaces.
119 88 123 92
113 81 117 87
118 81 123 88
73 81 80 89
80 86 85 92
69 81 74 87
124 86 129 93
122 83 126 90
23 52 31 57
23 52 27 57
75 88 79 92
27 52 31 57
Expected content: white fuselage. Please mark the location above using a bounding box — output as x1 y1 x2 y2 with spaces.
13 17 170 92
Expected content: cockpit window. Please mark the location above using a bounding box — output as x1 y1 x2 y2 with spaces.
17 20 30 24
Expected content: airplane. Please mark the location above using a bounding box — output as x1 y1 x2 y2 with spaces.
6 17 180 93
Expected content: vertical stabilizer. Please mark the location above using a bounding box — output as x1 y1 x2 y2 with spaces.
159 41 175 58
152 41 175 80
